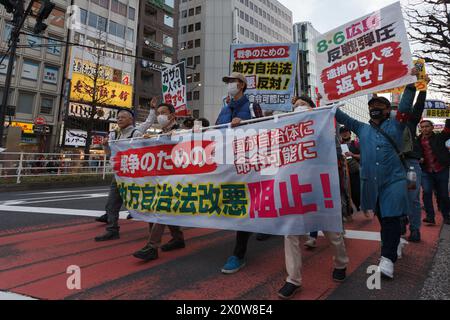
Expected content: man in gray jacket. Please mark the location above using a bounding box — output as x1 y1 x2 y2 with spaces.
95 101 156 242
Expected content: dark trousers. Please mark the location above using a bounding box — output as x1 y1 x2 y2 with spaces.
422 167 450 220
105 179 123 233
375 203 401 263
349 172 361 210
233 231 252 259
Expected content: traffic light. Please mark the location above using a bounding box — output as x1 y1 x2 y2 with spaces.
0 0 17 14
33 0 55 34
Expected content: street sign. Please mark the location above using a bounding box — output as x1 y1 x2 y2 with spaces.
34 117 47 125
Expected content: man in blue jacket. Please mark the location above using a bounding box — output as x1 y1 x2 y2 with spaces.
335 78 417 279
215 72 254 274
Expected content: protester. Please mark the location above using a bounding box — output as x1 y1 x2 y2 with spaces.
339 126 361 213
334 71 418 279
419 118 450 226
94 100 157 241
278 95 349 299
132 103 186 261
216 72 253 274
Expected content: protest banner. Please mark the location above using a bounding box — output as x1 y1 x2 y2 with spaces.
423 100 450 119
377 59 428 94
109 107 343 235
230 43 299 112
314 1 416 104
161 61 187 116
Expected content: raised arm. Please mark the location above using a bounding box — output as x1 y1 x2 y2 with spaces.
136 109 156 134
335 108 364 136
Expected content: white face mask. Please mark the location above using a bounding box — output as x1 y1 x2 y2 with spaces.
227 82 240 97
294 105 311 112
157 115 170 127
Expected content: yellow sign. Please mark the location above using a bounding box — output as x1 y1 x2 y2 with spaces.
425 109 450 118
72 58 114 81
70 72 133 108
8 122 34 134
378 59 428 94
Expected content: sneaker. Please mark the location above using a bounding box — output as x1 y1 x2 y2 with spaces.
278 282 301 300
126 213 133 220
379 257 394 279
397 238 408 259
423 217 436 225
95 214 108 223
332 268 347 282
95 231 120 242
133 244 158 261
221 256 246 274
161 239 185 252
408 230 421 243
304 237 317 249
256 233 271 241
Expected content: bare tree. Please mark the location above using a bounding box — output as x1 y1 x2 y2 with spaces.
405 0 450 98
69 31 115 159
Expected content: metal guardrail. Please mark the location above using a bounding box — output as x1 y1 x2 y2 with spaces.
0 152 114 184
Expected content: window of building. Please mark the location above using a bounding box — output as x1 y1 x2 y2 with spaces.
195 38 201 47
164 15 174 28
187 57 193 66
111 0 127 17
182 10 187 18
162 55 172 64
193 91 200 100
2 24 13 42
27 34 42 50
181 26 187 34
195 6 201 14
126 27 134 42
92 0 109 9
40 96 54 115
194 73 200 82
194 55 200 65
165 0 175 7
163 34 173 47
43 65 58 84
128 6 135 20
188 24 194 32
17 91 35 114
79 8 88 25
21 60 39 81
195 22 201 31
88 12 108 32
187 40 193 49
189 8 194 16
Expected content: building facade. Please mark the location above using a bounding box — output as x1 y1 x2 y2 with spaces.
0 0 69 152
59 0 139 155
293 21 370 123
133 0 179 122
178 0 293 123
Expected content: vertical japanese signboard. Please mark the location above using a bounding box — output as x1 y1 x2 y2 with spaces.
314 2 416 104
161 61 187 116
230 43 299 112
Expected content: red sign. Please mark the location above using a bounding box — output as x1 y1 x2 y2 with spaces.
34 117 47 125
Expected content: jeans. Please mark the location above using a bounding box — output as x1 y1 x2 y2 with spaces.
105 179 123 233
422 167 450 220
406 159 422 232
147 223 184 248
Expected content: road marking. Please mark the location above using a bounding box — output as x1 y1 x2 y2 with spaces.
0 291 37 300
0 193 108 205
23 188 109 196
0 205 129 219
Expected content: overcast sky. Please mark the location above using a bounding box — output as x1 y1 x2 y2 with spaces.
278 0 407 33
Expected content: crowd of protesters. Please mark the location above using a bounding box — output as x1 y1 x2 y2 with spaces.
93 70 449 299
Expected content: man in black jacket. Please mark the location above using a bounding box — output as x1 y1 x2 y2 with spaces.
419 116 450 226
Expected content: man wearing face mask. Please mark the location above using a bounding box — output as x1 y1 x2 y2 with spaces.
133 103 185 262
334 72 418 279
95 102 157 242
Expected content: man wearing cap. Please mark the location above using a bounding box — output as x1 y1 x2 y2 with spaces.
216 72 252 127
95 100 157 242
334 79 417 279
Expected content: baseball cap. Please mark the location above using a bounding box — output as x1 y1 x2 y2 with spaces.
222 72 248 86
368 96 391 108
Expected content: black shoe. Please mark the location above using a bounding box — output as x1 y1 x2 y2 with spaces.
126 213 133 220
332 268 347 282
444 218 450 225
423 217 436 225
256 233 271 241
133 245 158 261
95 231 119 242
161 239 185 252
408 230 421 243
95 214 108 223
278 282 301 300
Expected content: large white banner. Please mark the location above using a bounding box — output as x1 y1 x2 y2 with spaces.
110 108 343 235
314 2 416 104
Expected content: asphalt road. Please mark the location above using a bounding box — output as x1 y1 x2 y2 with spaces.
0 186 447 300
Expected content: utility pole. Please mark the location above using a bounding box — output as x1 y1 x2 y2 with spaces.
0 0 54 147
